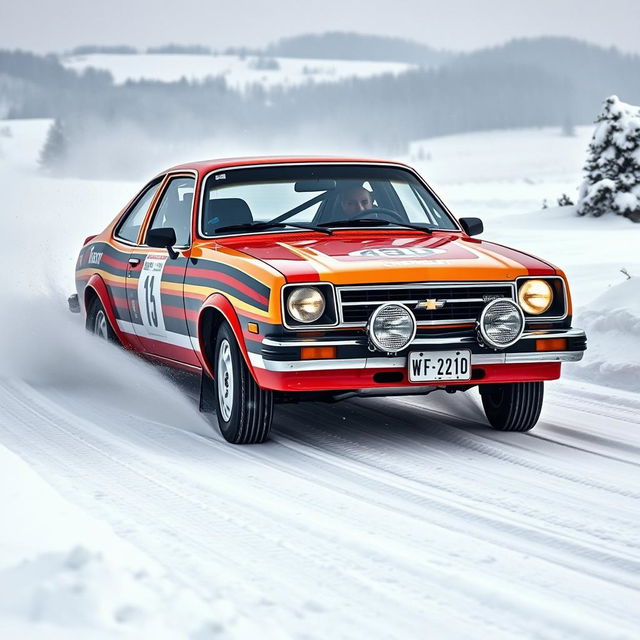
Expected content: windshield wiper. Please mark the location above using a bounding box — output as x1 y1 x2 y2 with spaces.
215 221 333 235
319 218 433 234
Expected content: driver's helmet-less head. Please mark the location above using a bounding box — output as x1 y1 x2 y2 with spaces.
339 184 373 216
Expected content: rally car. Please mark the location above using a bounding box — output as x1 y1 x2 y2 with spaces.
70 157 586 444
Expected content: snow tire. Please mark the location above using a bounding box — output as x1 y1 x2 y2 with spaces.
213 323 273 444
480 382 544 432
87 296 119 343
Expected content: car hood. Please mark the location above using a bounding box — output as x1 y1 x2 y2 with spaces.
213 231 556 285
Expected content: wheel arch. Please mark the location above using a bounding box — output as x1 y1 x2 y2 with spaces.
197 293 257 381
84 274 127 345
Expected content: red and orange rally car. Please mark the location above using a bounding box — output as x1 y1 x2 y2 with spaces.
71 157 586 444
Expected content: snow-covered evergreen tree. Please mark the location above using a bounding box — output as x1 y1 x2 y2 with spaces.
577 96 640 222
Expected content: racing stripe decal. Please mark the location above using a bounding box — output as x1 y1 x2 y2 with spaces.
184 260 271 312
78 240 279 358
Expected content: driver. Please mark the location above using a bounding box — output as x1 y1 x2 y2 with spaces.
340 186 373 216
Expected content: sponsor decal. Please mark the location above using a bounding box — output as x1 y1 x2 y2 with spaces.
349 247 447 259
214 173 226 181
87 247 103 265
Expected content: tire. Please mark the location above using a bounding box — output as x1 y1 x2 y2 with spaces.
480 382 544 432
86 296 119 343
213 322 273 444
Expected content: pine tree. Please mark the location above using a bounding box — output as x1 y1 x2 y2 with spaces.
577 96 640 222
39 118 67 171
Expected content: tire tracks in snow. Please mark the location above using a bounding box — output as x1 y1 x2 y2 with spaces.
1 378 639 638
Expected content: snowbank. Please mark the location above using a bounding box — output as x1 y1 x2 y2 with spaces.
569 277 640 392
0 444 241 639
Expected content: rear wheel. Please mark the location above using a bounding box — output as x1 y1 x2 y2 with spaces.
480 382 544 432
214 323 273 444
86 296 118 343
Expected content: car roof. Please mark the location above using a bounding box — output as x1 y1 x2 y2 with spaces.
163 156 412 177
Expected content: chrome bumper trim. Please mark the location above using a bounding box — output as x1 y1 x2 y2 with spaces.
262 337 361 347
253 350 583 372
262 328 586 349
473 351 584 364
522 328 585 341
253 355 368 371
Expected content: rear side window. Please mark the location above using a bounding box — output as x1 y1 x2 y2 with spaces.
116 181 162 243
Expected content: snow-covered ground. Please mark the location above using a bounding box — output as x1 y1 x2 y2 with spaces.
408 125 595 216
1 118 639 638
0 443 247 639
62 53 414 90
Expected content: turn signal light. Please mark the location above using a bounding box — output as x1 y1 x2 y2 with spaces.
536 338 566 351
300 346 336 360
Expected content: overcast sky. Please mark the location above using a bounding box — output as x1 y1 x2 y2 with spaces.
3 0 639 55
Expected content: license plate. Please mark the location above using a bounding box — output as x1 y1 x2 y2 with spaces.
408 350 472 382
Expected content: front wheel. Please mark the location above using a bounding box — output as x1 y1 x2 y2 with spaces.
214 323 273 444
480 382 544 432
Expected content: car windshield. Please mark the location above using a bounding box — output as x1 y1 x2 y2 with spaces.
200 165 459 236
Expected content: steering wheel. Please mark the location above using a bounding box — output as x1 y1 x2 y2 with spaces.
351 207 406 224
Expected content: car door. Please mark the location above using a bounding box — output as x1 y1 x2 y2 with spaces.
101 178 163 351
127 173 200 367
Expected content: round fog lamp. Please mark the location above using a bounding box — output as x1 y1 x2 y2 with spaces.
518 279 553 315
368 303 416 353
479 299 524 349
287 287 325 323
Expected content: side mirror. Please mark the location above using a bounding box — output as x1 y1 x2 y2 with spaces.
147 227 178 259
459 217 483 236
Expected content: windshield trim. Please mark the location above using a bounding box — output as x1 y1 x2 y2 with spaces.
197 161 462 239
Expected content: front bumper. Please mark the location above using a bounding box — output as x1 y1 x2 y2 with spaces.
248 328 586 392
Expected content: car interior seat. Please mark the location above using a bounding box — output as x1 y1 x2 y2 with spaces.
204 198 253 233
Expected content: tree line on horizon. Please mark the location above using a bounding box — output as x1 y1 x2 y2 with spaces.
2 35 640 177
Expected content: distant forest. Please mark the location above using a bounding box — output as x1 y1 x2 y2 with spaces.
2 34 640 177
65 32 451 64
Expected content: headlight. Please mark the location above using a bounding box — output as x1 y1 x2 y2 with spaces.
368 303 416 353
287 287 325 323
518 279 553 315
479 299 524 349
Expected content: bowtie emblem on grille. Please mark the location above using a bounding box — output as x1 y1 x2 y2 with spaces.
416 299 446 310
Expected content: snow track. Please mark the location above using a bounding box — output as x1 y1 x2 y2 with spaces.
1 373 638 639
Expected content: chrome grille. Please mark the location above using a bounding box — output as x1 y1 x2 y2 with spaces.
338 282 515 326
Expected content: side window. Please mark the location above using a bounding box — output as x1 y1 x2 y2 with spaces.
147 176 195 246
116 181 161 244
392 181 431 223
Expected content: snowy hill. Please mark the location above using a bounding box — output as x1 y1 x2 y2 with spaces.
62 53 415 90
409 125 594 185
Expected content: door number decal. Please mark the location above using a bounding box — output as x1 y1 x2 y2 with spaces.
137 254 168 337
